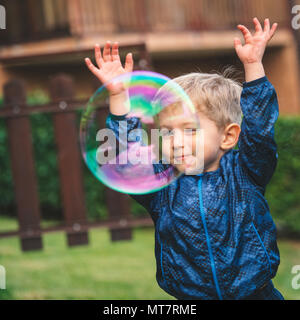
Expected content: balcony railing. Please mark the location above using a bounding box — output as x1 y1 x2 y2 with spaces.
0 0 291 45
0 0 70 45
70 0 291 35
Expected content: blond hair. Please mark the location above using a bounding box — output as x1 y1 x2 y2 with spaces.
160 67 243 132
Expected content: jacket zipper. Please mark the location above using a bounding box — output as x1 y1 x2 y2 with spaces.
198 176 223 300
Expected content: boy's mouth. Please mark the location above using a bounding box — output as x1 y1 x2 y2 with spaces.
174 154 193 163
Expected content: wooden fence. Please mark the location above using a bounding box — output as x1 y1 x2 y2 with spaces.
0 43 154 252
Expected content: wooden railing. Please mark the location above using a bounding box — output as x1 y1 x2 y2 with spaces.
0 0 70 45
68 0 292 35
0 0 291 45
0 43 153 252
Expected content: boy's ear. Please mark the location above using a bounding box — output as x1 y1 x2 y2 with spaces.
221 123 241 151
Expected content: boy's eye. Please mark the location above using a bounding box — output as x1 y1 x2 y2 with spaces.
184 128 197 135
161 128 174 137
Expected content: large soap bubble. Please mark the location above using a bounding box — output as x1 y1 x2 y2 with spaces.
80 71 203 195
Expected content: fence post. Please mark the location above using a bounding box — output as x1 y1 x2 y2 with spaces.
50 74 89 247
4 79 43 251
106 191 133 242
97 108 133 242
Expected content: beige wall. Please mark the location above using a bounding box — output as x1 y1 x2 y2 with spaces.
264 44 300 115
153 48 300 115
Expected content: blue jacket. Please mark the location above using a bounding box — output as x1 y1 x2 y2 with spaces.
105 75 280 300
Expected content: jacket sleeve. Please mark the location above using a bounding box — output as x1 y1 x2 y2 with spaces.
238 76 279 190
105 112 163 223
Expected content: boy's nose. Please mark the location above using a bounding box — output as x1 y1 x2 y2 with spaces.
172 129 184 148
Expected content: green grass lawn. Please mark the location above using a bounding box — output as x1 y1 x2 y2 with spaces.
0 216 299 300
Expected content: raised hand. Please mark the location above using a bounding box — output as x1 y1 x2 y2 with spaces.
85 41 134 95
234 17 278 65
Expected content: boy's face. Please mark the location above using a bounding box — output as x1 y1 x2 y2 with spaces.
158 107 223 174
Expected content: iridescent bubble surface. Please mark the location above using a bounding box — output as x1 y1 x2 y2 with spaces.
80 71 201 194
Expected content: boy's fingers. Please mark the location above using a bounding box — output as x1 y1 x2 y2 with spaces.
269 23 278 40
234 37 242 51
264 18 270 33
253 17 262 34
95 44 104 69
125 53 134 72
112 42 121 62
237 25 252 42
85 58 100 77
103 41 112 62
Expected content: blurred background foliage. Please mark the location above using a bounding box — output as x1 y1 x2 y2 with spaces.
0 91 147 226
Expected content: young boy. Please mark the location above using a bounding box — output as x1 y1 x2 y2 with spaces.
85 17 284 300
